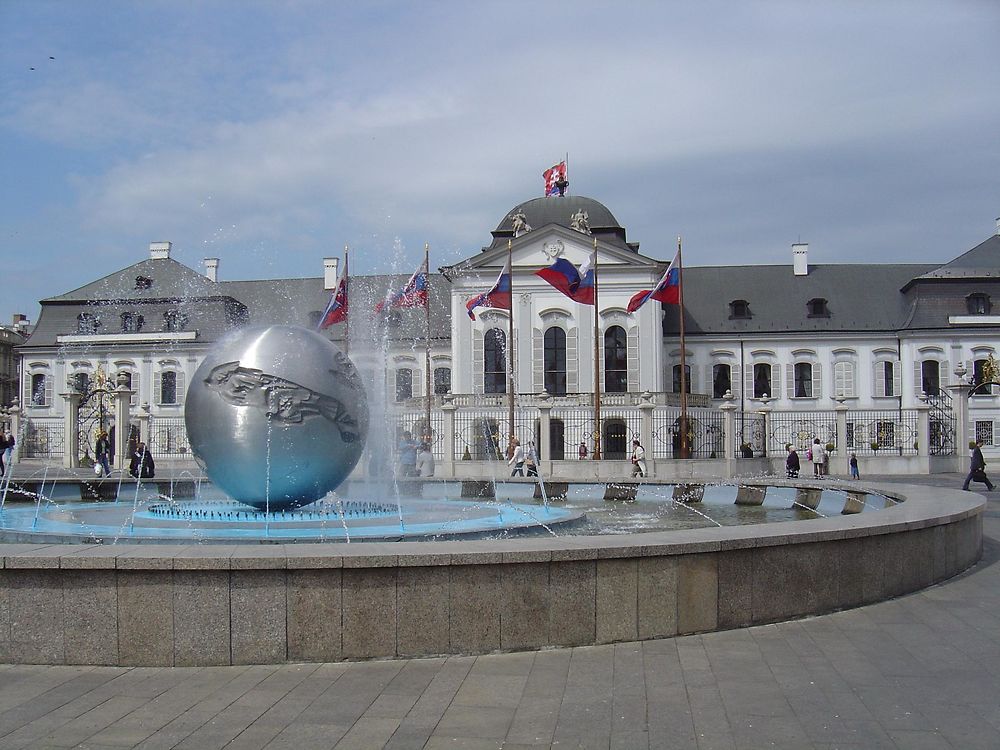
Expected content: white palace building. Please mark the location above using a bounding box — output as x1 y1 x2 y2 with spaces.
9 192 1000 478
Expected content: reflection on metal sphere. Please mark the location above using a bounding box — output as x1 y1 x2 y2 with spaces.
185 325 369 510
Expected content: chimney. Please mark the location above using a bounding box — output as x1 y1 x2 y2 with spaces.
204 257 219 282
995 216 1000 236
149 241 171 260
792 242 809 276
324 257 339 290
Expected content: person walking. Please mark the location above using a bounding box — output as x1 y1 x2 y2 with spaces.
2 431 12 472
630 439 647 478
810 438 826 478
963 439 995 491
0 432 6 476
849 452 860 480
785 445 800 478
94 430 113 477
129 442 155 479
508 438 525 476
524 440 539 477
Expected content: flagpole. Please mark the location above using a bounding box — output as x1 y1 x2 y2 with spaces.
507 239 515 455
677 235 690 459
424 242 432 444
592 236 602 461
343 244 350 357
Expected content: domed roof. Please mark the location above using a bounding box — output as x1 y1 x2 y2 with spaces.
494 195 622 235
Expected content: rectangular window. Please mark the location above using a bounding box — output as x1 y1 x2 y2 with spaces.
433 367 451 395
753 363 771 398
672 364 691 394
976 421 994 446
883 361 894 397
160 371 177 405
712 364 731 399
793 362 813 398
921 360 940 397
395 369 413 401
31 373 47 406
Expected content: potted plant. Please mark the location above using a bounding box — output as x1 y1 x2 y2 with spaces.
825 442 835 454
870 441 880 452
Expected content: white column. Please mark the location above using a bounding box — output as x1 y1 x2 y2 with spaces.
61 391 82 469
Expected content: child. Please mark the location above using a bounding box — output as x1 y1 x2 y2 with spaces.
849 452 860 480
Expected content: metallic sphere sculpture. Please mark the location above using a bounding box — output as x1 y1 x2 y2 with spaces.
185 325 369 510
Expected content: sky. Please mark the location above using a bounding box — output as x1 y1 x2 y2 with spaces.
1 0 998 323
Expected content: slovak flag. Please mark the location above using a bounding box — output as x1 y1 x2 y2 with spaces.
627 251 680 312
318 276 348 329
543 161 567 196
466 257 512 320
375 259 428 312
535 246 595 305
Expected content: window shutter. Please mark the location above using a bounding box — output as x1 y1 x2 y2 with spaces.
744 365 754 398
913 361 923 398
44 375 52 406
627 326 639 392
532 328 543 392
874 362 885 397
939 361 949 388
131 372 140 407
892 362 901 396
731 365 740 400
812 363 822 399
176 371 185 405
153 371 162 405
413 366 423 399
567 327 579 392
473 331 484 394
704 365 712 397
769 363 779 399
785 364 794 397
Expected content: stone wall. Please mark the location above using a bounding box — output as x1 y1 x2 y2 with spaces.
0 483 984 666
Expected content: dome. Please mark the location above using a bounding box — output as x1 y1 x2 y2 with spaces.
494 195 622 235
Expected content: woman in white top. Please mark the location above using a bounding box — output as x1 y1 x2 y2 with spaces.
630 439 647 477
416 442 435 477
508 438 525 476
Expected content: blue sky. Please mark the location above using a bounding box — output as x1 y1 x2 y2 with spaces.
1 0 998 323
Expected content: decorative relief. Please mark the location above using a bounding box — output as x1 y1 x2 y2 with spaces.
542 240 565 260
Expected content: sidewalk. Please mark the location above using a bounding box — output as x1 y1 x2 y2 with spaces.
0 474 997 749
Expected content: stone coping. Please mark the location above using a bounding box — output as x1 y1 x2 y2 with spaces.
0 482 983 570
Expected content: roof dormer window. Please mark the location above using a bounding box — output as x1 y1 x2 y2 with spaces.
135 276 153 290
729 299 751 320
967 293 991 315
807 298 830 317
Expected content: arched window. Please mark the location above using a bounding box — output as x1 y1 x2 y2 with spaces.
753 363 772 398
484 328 506 394
604 326 627 393
544 327 567 395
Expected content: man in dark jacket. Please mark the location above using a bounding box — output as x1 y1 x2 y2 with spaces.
785 445 800 478
963 440 994 491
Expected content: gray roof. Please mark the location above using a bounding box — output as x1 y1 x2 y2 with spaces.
906 233 1000 285
487 195 633 252
665 263 937 336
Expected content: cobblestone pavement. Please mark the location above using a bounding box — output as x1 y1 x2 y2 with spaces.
1 475 998 749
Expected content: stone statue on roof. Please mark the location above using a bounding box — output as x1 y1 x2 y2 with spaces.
570 208 591 234
510 208 531 237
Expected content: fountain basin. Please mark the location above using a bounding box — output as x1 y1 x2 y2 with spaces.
0 481 983 666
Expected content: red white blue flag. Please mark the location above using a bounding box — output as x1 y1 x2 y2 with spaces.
318 276 348 329
466 256 512 320
543 161 567 196
627 251 680 312
535 246 595 305
375 259 428 312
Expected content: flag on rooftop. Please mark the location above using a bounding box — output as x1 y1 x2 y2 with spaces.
318 276 348 329
543 161 568 196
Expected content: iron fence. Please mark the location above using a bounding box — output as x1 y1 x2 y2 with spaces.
733 412 766 458
391 411 446 460
651 407 726 459
22 418 64 459
148 417 191 458
845 410 919 456
767 411 837 455
452 409 540 461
